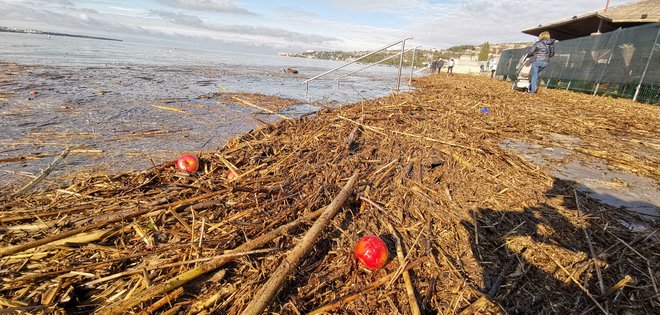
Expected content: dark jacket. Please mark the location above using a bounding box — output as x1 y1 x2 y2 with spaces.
527 38 556 62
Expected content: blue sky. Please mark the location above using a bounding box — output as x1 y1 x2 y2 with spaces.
0 0 634 52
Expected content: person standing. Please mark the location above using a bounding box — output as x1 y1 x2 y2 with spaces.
490 60 497 78
429 59 438 72
437 59 445 73
527 31 556 94
447 59 455 75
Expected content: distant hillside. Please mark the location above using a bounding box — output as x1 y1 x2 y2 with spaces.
0 26 122 42
281 42 532 67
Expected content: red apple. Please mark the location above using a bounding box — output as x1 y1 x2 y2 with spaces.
176 154 199 173
354 235 389 270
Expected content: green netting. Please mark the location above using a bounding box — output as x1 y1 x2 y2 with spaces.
497 23 660 104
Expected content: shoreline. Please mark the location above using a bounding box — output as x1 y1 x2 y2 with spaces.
0 60 372 189
1 67 659 313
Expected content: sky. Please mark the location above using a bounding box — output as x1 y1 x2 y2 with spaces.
0 0 635 53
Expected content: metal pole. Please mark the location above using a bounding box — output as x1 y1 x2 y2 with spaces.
633 27 660 102
396 38 410 92
409 45 421 85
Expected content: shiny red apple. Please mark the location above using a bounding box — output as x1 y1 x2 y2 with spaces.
354 235 389 270
176 154 199 173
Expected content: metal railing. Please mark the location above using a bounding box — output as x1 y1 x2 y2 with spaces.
335 47 414 90
302 37 413 94
409 45 421 85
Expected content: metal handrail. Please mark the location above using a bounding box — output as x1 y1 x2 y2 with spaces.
302 36 413 94
335 48 414 89
409 45 421 85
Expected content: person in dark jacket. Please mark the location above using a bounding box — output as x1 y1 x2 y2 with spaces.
437 59 445 73
527 31 556 94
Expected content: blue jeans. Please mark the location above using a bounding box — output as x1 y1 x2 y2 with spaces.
530 60 549 93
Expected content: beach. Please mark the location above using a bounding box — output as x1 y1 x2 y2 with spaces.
0 33 409 189
1 69 659 313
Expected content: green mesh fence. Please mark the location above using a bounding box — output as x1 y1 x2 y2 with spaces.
497 23 660 104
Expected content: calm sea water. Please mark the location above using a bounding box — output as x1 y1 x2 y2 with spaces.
0 32 414 102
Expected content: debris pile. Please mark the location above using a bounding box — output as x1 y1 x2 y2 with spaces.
1 74 658 314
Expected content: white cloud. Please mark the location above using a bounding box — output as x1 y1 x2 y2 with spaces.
0 0 639 52
324 0 416 12
150 9 204 26
155 0 255 15
386 0 634 47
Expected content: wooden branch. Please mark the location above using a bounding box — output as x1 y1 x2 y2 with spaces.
232 96 291 120
574 189 606 296
337 115 483 152
487 259 513 298
388 223 421 315
98 176 357 315
541 249 608 315
307 259 423 315
240 172 359 315
0 190 224 258
583 227 605 295
136 287 184 315
11 147 69 197
458 296 491 315
347 115 364 149
82 248 278 288
604 275 633 297
9 246 183 282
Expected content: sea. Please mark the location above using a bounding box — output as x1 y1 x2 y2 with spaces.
0 32 414 103
0 32 420 187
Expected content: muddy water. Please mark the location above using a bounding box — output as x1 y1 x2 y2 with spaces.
501 138 660 222
0 34 419 190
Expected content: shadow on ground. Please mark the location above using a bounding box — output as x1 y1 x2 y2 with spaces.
462 178 658 314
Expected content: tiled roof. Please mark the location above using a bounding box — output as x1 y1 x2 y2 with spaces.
522 0 659 40
600 0 660 22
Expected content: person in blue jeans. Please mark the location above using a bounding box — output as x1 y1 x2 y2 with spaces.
527 31 556 94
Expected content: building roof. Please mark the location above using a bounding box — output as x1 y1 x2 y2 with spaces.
522 0 660 40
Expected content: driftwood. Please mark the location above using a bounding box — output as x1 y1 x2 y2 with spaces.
542 249 608 315
241 172 358 314
11 147 69 197
388 223 421 315
1 73 658 314
136 287 183 315
0 190 224 258
232 96 291 120
100 174 357 315
307 259 424 315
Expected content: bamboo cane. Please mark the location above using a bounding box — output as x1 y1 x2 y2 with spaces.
240 172 358 315
99 173 358 315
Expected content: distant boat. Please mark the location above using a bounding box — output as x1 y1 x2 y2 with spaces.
47 35 52 38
